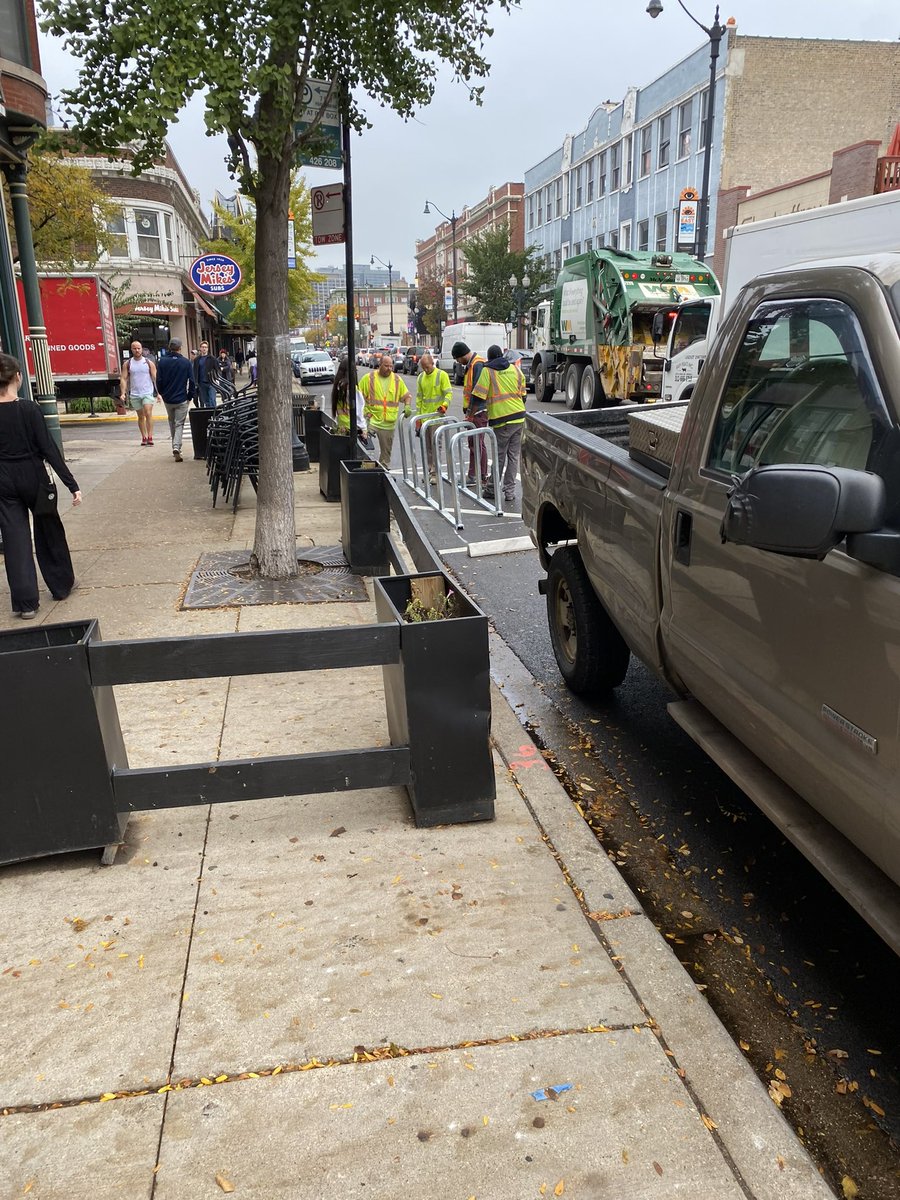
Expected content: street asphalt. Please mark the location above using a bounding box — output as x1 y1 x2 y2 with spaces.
0 407 839 1198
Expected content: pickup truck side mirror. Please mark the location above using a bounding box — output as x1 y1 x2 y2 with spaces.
721 464 885 560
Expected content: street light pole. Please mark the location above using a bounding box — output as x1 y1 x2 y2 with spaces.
646 0 725 263
423 201 458 322
508 273 531 347
370 254 395 336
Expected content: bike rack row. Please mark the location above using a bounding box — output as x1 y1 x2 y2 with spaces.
396 414 503 530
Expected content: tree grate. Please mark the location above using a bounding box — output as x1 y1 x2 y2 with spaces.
181 547 369 609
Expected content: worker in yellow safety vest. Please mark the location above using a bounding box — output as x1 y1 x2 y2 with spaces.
452 340 488 486
415 351 452 482
469 344 526 504
358 353 411 468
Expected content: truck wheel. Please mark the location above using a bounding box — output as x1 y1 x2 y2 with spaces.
534 362 555 404
564 364 585 410
546 547 630 694
579 368 601 410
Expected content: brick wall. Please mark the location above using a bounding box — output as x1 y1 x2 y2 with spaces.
828 141 881 203
721 37 900 193
1 72 47 126
710 185 749 281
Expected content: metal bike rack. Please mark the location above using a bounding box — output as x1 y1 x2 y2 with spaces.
447 426 502 528
397 414 503 529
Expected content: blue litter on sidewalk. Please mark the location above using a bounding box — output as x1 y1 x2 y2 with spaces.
531 1083 573 1101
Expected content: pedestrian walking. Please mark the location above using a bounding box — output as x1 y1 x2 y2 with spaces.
120 340 158 446
193 341 219 408
331 358 367 442
217 348 234 385
452 341 488 486
358 353 411 469
155 338 194 462
469 343 526 504
247 351 258 385
415 351 451 481
235 349 245 375
0 353 81 619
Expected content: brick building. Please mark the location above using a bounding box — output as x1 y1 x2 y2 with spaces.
64 143 218 353
415 183 524 320
524 29 900 283
326 280 411 344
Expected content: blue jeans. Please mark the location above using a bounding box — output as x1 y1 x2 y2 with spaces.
199 383 217 408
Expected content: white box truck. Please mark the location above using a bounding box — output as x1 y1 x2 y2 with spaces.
661 191 900 404
438 321 507 384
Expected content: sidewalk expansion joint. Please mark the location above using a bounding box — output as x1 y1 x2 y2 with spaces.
0 1023 651 1117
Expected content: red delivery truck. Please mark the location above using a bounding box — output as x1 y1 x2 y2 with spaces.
17 274 122 400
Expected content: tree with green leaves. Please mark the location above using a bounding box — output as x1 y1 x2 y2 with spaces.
461 222 554 325
414 272 446 341
5 133 116 271
203 176 318 330
42 0 510 579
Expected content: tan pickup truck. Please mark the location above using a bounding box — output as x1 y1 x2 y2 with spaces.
521 255 900 951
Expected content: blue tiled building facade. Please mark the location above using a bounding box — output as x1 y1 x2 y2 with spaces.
525 41 722 270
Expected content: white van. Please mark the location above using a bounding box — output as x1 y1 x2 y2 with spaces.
438 322 507 385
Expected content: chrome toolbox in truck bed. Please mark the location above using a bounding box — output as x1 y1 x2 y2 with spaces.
628 404 688 476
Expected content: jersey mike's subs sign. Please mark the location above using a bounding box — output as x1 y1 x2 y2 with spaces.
189 253 242 296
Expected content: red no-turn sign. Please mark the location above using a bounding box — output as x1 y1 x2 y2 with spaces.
311 185 346 246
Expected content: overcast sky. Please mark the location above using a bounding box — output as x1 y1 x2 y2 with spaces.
39 1 899 281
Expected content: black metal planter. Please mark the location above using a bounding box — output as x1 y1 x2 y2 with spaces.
341 460 390 575
0 620 128 865
297 405 322 463
319 426 353 501
188 405 215 460
374 572 495 827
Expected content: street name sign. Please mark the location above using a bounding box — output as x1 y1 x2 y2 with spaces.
295 77 343 170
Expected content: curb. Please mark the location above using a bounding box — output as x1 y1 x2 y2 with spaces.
488 634 834 1200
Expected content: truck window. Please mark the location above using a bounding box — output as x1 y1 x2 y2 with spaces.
707 299 891 477
670 303 710 355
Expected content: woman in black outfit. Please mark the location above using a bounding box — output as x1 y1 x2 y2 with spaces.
0 353 81 619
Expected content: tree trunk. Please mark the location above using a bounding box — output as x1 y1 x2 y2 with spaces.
251 148 297 579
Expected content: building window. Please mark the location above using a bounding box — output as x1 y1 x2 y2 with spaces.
135 209 162 260
574 165 583 209
623 134 633 188
655 211 668 251
585 237 593 252
163 213 175 262
608 229 619 250
598 150 607 197
611 142 621 191
699 88 711 148
528 195 535 230
573 242 581 256
105 210 128 258
555 178 562 219
1 0 32 67
545 185 552 223
678 100 692 159
620 221 632 252
555 249 562 270
537 191 543 225
586 157 595 203
658 112 671 169
639 125 652 177
637 218 649 252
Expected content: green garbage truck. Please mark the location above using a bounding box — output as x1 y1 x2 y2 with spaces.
530 247 719 409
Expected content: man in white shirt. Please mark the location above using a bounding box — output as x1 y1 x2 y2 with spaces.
120 341 158 446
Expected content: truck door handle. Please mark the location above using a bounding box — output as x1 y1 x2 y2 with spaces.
674 510 692 566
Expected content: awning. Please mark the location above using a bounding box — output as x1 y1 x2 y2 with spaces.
184 281 225 322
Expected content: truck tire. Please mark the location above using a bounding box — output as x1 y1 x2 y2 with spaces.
564 363 585 410
534 361 554 404
546 547 630 694
579 368 601 410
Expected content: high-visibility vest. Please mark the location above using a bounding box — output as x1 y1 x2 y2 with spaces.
463 355 486 411
416 368 452 416
335 397 350 431
472 363 526 429
359 370 409 429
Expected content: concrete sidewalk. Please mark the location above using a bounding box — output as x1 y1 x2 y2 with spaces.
0 430 835 1198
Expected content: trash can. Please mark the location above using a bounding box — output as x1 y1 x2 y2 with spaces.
188 405 215 460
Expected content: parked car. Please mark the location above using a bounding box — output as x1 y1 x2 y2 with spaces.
402 344 430 374
507 347 535 391
297 350 336 385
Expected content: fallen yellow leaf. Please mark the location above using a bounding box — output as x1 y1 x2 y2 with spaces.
841 1177 859 1199
554 1181 565 1197
23 1181 35 1194
215 1173 235 1193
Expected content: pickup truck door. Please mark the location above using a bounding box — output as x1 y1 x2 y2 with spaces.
661 291 900 886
